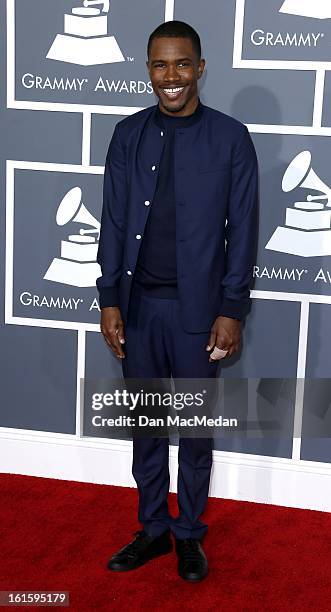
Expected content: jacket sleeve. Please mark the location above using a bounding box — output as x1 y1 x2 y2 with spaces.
218 125 259 321
96 123 127 309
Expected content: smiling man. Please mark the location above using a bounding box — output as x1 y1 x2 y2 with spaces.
97 20 258 582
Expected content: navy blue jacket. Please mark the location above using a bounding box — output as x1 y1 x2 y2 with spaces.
96 100 259 333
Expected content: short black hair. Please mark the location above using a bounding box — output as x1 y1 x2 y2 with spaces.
147 20 201 62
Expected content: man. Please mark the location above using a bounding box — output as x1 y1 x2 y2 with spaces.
96 20 258 582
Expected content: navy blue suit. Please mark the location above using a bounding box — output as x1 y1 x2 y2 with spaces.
97 100 259 540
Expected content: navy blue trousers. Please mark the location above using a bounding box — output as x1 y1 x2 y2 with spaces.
122 285 220 540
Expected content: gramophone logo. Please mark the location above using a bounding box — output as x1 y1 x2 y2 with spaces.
265 151 331 257
46 0 125 66
44 187 101 287
279 0 331 19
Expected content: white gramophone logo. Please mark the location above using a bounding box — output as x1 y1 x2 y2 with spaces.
280 0 331 19
47 0 125 66
44 187 101 287
265 151 331 257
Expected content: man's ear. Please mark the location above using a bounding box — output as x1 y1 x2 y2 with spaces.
198 58 205 78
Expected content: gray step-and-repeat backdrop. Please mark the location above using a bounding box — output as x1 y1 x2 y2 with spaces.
1 1 331 465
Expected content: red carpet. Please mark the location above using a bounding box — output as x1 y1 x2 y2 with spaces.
1 473 331 611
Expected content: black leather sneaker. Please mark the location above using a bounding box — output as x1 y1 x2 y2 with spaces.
107 529 173 571
175 537 208 582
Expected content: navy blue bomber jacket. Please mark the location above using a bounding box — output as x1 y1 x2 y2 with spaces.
96 100 259 333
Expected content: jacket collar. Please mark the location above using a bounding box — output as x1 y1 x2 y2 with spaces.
152 97 204 129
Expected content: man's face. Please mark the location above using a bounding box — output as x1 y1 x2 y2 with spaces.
146 36 205 115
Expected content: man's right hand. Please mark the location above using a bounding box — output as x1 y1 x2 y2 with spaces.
100 307 126 359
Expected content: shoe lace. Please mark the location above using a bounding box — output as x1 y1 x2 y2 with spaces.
178 539 202 560
123 530 151 557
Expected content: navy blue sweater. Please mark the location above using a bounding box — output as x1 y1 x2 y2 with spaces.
132 99 204 298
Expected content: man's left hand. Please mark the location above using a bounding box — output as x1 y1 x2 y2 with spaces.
206 316 242 362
